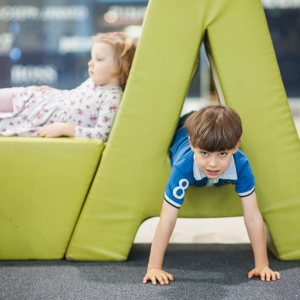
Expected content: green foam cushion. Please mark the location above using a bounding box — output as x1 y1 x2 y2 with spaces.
67 0 300 260
0 137 103 259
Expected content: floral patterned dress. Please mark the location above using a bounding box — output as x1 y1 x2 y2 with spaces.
0 78 123 141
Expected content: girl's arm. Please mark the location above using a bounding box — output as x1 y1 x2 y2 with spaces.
241 191 280 281
143 201 179 285
38 89 121 139
74 90 121 140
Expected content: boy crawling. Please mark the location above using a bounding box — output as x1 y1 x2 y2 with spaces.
143 105 280 285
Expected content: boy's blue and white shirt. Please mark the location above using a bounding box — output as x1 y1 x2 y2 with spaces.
164 127 255 209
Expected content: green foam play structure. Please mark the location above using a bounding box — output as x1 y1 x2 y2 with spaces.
0 138 103 259
66 0 300 261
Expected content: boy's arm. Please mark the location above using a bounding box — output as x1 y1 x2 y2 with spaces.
241 191 280 281
143 200 179 285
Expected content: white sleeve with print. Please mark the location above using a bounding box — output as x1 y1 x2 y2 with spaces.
74 87 122 141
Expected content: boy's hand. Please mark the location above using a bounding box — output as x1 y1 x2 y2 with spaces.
248 266 280 281
143 269 173 285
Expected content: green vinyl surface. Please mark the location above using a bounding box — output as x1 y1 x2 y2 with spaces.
67 0 300 261
0 137 104 259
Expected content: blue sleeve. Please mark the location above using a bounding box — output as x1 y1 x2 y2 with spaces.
234 159 255 198
164 166 190 209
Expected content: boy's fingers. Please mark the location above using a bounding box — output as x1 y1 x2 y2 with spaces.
151 277 157 285
260 272 266 281
275 272 280 279
162 275 169 284
248 271 253 279
157 276 165 285
272 273 277 281
266 273 271 282
143 271 173 285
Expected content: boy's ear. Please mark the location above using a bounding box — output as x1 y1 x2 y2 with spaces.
188 136 195 152
233 139 242 153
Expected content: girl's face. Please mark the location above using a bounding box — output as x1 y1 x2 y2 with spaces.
88 42 120 87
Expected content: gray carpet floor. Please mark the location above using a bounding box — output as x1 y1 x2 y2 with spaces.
0 244 299 300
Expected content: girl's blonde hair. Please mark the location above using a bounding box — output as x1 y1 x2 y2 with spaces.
93 32 137 89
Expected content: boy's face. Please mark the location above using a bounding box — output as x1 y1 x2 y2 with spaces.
188 137 241 179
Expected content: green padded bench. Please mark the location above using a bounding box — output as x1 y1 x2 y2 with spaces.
0 137 104 259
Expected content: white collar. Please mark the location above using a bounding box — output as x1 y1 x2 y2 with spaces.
193 154 237 181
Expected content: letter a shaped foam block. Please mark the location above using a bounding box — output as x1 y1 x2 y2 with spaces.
66 0 300 260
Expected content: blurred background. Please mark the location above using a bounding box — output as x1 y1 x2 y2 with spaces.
1 0 299 243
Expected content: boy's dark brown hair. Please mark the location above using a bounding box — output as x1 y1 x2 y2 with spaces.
184 105 242 152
